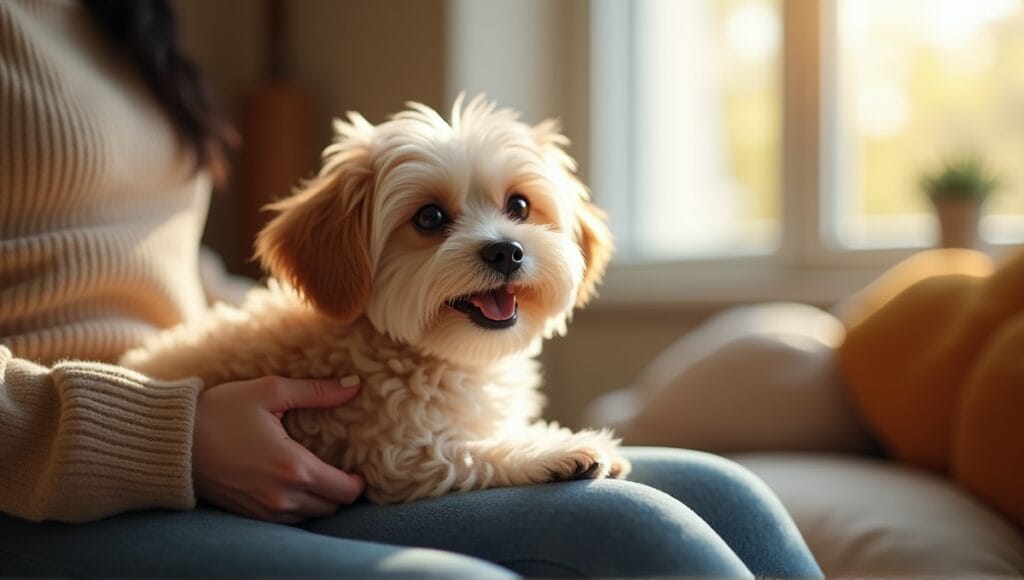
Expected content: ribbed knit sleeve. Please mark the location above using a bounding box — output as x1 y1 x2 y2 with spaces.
0 1 214 522
0 346 202 522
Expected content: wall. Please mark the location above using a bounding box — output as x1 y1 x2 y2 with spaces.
172 0 446 270
172 0 447 129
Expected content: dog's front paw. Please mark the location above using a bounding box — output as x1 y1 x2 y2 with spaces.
608 455 632 479
544 448 612 482
521 425 628 484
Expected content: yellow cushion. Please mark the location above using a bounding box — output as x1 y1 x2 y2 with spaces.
837 248 1024 527
954 312 1024 526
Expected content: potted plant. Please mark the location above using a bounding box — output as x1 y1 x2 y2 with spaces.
919 153 1001 249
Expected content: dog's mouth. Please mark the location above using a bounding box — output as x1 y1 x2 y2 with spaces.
448 285 519 329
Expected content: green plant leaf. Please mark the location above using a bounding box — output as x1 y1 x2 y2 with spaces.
919 153 1002 202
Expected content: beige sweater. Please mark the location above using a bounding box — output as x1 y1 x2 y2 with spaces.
1 0 212 521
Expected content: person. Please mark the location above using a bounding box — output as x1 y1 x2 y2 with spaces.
0 0 823 576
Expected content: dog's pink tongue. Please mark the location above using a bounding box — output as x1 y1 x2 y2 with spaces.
469 286 517 321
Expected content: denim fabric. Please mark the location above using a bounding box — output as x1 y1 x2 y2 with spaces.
0 447 821 577
0 507 513 578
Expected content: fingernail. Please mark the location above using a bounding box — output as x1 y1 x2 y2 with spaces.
340 375 360 388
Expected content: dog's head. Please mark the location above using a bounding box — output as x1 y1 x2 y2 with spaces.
255 95 612 365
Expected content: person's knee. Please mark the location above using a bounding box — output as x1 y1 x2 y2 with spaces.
624 448 822 577
631 448 786 513
501 480 749 577
673 449 769 487
675 451 790 516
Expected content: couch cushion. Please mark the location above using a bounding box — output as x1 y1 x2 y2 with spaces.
586 303 878 454
733 453 1024 577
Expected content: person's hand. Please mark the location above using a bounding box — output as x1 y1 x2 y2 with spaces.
191 375 366 523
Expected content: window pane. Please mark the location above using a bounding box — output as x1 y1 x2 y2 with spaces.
633 0 781 258
832 0 1024 248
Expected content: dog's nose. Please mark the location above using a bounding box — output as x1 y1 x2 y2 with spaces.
480 240 524 276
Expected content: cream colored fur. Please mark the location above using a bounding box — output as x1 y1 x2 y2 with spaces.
121 95 629 504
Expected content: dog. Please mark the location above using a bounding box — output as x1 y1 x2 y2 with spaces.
120 95 630 504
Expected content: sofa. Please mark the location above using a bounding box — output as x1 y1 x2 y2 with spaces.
584 302 1024 576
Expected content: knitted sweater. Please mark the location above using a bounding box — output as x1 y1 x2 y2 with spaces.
1 0 210 522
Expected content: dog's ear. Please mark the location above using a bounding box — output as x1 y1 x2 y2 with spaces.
255 117 376 323
574 199 613 307
532 118 614 308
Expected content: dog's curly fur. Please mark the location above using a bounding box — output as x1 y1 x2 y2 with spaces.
121 95 629 503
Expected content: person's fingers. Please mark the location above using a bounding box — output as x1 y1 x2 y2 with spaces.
201 485 272 523
258 375 361 412
303 453 366 504
257 489 340 523
290 491 341 519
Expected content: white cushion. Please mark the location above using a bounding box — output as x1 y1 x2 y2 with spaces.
585 303 877 454
734 453 1024 577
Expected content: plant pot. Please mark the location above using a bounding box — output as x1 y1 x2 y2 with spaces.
932 198 982 249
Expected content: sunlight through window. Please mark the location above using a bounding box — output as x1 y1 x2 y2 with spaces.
632 0 781 259
832 0 1024 248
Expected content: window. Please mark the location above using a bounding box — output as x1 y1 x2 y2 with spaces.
830 0 1024 248
632 0 781 258
593 0 1024 268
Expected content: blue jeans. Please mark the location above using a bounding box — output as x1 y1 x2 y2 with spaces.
0 447 821 577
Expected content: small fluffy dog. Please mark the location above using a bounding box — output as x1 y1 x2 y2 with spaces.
121 95 629 503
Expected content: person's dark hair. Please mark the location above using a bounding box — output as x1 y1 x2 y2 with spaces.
82 0 235 185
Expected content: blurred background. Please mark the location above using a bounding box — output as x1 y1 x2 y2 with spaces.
174 0 1024 428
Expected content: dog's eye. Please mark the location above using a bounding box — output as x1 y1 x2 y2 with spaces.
413 204 448 232
506 194 530 222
